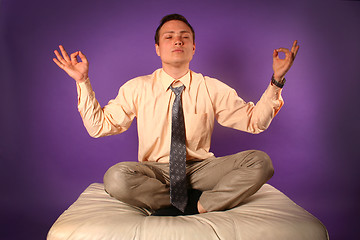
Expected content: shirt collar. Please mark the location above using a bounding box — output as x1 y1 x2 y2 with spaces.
160 69 191 91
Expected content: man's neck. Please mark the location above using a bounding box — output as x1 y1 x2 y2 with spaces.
162 63 190 80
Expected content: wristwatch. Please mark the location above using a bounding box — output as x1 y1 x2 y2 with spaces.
271 74 286 88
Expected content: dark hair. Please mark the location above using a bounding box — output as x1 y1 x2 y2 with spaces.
155 14 195 45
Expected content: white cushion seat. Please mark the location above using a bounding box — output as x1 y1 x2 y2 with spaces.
47 183 328 240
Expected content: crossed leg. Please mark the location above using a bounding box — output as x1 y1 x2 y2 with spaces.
103 150 274 213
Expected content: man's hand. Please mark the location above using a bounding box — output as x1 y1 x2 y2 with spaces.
53 45 89 83
272 40 299 81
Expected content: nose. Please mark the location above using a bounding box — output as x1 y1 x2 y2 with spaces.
174 37 183 46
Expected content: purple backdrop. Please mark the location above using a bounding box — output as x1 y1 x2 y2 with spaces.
1 0 359 239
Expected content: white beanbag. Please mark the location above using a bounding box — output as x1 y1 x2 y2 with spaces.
47 183 328 240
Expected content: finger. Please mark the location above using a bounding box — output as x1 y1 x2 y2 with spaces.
285 50 293 60
275 48 293 61
291 40 299 57
273 49 280 60
276 47 293 61
291 40 299 58
53 58 64 69
291 40 298 54
293 44 300 58
54 50 67 65
78 51 88 64
276 47 290 54
70 52 79 65
59 45 71 62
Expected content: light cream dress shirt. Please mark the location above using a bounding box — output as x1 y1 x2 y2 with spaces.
76 69 284 163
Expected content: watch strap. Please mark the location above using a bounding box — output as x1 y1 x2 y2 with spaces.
271 74 286 88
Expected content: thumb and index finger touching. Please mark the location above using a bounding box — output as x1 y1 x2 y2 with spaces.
53 45 88 67
70 51 88 65
273 40 299 60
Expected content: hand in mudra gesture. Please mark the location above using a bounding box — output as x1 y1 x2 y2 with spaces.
272 40 299 81
53 45 89 83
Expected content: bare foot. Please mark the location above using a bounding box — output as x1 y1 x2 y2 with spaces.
197 201 208 214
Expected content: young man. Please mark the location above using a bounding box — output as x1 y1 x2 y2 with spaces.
53 14 299 216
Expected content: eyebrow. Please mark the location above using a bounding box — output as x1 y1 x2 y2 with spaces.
162 30 191 35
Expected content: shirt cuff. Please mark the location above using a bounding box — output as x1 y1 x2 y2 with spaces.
266 82 283 101
76 78 95 106
263 83 284 116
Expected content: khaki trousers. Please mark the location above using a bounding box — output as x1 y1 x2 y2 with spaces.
103 150 274 212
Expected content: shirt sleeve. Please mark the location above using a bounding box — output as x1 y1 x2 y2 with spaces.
76 78 137 138
206 77 284 134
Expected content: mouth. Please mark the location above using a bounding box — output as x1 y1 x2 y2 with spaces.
172 48 184 53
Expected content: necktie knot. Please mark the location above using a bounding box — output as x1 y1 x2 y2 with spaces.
170 85 184 96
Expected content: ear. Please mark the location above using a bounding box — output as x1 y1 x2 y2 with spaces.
193 43 196 55
155 44 160 57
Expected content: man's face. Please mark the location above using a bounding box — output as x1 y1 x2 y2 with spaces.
155 20 196 67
